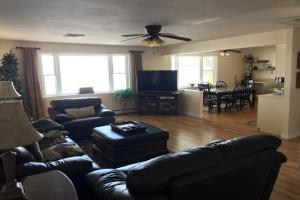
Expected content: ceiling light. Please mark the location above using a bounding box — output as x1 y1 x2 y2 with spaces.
225 52 231 56
63 33 85 38
220 51 225 56
143 37 165 47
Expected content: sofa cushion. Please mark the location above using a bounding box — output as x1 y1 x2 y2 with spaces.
65 106 95 119
207 135 281 160
126 146 224 195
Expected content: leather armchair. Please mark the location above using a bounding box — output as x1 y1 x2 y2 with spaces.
48 97 116 140
86 135 287 200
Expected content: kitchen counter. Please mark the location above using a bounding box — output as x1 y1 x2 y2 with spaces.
178 88 203 118
257 94 284 136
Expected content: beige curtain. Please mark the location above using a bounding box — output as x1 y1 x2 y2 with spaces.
130 51 143 91
21 48 45 120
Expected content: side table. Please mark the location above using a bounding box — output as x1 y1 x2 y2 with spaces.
22 170 78 200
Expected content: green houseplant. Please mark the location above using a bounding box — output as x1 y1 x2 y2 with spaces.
112 89 135 111
0 51 22 95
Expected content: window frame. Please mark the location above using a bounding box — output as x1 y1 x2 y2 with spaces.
171 55 218 88
39 52 130 97
202 56 218 84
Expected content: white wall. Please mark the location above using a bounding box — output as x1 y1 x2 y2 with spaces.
282 27 300 138
216 53 244 87
242 46 276 80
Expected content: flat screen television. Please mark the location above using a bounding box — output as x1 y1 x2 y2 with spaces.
137 70 177 92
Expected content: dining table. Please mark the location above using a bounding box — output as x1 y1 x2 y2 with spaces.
209 87 256 113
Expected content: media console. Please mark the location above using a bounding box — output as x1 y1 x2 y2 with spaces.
137 92 178 115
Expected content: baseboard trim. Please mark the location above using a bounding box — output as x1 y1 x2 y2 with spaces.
113 108 136 115
281 131 300 139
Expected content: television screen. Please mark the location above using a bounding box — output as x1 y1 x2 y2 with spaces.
137 70 177 92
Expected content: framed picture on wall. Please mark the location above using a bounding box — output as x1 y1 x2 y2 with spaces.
298 52 300 69
297 72 300 88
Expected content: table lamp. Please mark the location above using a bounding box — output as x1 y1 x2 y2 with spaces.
0 81 43 200
0 81 21 99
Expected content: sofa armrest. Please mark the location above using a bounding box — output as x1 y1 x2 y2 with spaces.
48 108 72 122
48 107 63 120
97 107 115 117
16 156 93 179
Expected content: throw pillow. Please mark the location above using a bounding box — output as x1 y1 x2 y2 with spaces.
32 118 64 133
41 142 84 161
38 130 68 150
65 106 95 119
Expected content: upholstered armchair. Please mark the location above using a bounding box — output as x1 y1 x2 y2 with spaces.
48 97 115 140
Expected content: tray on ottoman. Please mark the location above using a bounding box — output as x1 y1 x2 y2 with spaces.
110 121 147 135
92 121 169 167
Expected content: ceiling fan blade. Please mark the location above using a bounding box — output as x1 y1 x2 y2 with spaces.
121 34 147 37
228 49 242 53
159 33 177 36
159 34 191 41
120 35 147 42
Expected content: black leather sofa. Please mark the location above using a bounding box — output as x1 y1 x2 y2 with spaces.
85 135 287 200
48 97 115 140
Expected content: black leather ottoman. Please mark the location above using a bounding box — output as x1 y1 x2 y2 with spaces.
92 121 169 167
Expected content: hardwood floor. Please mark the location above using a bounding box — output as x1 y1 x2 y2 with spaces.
117 109 300 200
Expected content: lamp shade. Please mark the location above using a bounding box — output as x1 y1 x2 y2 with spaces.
0 101 43 149
0 81 21 99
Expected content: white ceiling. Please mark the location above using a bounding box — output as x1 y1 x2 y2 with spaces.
0 0 299 46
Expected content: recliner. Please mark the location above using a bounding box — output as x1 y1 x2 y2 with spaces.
85 135 287 200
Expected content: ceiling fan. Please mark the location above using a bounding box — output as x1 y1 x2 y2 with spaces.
121 24 192 47
219 49 242 56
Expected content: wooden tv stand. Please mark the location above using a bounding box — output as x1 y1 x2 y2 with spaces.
137 92 178 115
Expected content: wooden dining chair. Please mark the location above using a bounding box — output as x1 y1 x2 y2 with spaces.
200 83 217 112
224 87 240 112
216 81 227 89
241 85 254 109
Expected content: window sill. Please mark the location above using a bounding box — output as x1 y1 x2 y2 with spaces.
43 91 114 99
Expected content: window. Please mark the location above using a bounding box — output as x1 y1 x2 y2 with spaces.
202 56 216 83
172 55 217 88
40 54 129 96
41 54 57 96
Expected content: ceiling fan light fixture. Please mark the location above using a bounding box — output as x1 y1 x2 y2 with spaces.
143 37 164 47
225 52 231 56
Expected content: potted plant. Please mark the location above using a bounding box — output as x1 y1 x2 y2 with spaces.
112 89 135 111
0 50 22 95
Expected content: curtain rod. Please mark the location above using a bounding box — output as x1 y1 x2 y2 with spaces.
129 50 144 53
16 47 41 50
